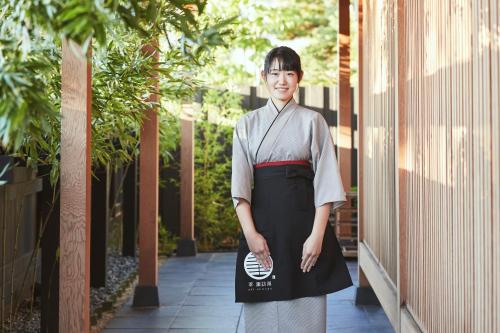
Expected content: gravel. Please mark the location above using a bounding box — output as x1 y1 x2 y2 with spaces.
1 251 138 333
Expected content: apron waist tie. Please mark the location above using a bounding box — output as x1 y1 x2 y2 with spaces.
254 160 310 169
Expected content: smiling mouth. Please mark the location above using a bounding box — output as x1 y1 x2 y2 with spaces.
276 88 289 91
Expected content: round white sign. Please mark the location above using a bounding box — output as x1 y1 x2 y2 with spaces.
244 252 273 280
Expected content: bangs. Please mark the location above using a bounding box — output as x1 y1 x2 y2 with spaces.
264 46 302 74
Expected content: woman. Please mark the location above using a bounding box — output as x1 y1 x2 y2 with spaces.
231 46 353 333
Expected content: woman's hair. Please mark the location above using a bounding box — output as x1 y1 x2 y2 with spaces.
264 46 302 80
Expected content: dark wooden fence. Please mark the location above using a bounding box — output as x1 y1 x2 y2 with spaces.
0 167 42 321
0 161 139 332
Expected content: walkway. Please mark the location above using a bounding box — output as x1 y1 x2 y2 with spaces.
103 252 394 333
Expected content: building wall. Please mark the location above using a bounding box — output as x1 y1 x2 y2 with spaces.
361 0 499 331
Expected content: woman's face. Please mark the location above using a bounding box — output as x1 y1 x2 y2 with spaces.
261 59 301 102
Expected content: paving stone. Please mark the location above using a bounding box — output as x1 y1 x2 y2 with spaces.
106 252 393 333
176 305 242 317
195 279 235 287
183 295 235 306
328 286 357 301
115 305 181 317
167 329 235 333
102 329 168 333
189 286 233 296
328 326 395 333
170 315 238 329
105 316 175 329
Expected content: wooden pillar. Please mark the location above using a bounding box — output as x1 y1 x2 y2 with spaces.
133 42 159 307
353 0 379 306
59 38 91 333
177 103 197 256
250 87 257 110
338 0 352 191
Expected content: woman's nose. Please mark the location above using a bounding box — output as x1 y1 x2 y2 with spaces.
278 72 286 84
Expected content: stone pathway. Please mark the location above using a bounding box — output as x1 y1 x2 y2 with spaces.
103 252 394 333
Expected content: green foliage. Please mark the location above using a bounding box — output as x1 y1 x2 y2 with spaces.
194 89 244 250
198 0 355 87
0 0 235 188
159 219 179 256
253 0 341 86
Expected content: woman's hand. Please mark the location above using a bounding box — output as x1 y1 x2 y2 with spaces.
246 231 272 270
301 232 324 273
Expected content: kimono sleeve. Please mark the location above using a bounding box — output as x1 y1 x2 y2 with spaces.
231 117 254 208
310 113 346 209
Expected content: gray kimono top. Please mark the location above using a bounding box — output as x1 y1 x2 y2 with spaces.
231 97 346 210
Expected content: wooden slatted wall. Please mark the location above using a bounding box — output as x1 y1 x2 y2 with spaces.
362 0 500 331
401 0 500 331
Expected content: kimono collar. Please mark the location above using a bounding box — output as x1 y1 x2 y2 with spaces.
266 97 298 115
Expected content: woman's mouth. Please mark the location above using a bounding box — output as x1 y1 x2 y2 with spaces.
276 87 289 92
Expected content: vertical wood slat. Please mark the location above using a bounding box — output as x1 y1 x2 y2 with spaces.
396 0 407 308
59 39 91 333
339 0 352 194
491 3 500 332
492 2 500 332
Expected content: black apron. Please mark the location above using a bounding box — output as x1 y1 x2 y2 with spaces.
235 162 353 303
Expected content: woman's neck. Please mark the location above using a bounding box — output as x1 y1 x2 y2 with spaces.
271 97 293 112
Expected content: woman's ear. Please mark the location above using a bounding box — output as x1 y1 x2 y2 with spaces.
260 70 267 82
298 70 304 83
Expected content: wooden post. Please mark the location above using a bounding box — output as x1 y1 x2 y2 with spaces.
122 158 138 257
59 38 91 333
250 86 257 110
298 86 305 106
133 42 160 307
353 0 378 306
338 0 352 192
177 103 197 256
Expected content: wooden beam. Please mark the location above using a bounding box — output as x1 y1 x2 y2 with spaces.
359 242 398 329
400 306 423 333
177 104 197 256
133 41 159 307
59 38 91 333
338 0 352 191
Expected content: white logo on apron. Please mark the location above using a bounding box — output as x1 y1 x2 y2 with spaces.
244 252 273 280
